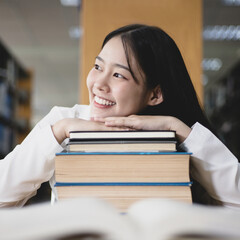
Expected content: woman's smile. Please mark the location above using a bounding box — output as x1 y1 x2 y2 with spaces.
94 96 116 107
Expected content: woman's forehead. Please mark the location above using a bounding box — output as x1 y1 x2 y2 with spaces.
100 36 145 84
99 37 128 65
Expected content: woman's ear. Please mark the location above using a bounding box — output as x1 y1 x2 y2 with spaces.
147 85 163 106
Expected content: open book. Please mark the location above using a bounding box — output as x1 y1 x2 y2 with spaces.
1 197 240 240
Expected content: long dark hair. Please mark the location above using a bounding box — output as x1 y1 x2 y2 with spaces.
102 24 211 129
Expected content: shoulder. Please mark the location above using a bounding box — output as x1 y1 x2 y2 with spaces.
38 104 91 126
71 104 91 120
49 104 90 119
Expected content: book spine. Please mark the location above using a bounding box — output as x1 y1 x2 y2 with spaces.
69 137 176 142
55 182 193 187
56 151 192 156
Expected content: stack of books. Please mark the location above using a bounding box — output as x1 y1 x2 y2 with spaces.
54 130 192 212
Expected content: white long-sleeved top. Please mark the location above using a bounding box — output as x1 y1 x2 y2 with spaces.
0 104 240 209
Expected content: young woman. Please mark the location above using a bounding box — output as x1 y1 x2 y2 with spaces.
0 24 239 209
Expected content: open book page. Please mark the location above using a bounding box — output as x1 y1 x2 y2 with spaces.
127 198 240 240
1 197 240 240
0 197 138 240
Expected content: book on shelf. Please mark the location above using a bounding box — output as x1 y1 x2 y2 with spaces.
1 197 240 240
54 151 192 211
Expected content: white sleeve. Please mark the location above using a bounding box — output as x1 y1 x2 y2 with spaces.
180 122 240 209
0 107 64 207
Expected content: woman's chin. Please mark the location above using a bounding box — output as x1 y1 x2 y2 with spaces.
90 106 116 119
90 111 113 120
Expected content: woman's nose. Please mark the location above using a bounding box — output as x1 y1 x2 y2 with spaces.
94 74 110 92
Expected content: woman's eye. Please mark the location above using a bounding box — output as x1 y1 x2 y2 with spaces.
94 64 101 71
113 73 127 79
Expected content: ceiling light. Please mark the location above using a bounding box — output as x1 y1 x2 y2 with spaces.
69 26 83 39
202 58 223 71
222 0 240 6
203 25 240 40
60 0 81 7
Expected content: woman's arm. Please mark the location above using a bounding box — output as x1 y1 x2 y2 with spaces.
52 118 129 144
0 106 124 207
181 122 240 209
0 119 62 207
100 115 240 209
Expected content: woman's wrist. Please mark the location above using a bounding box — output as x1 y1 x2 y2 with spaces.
169 117 191 143
51 119 68 144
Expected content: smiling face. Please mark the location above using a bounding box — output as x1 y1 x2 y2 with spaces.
87 36 153 119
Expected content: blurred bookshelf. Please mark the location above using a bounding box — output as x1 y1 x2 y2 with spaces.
204 60 240 161
0 39 32 159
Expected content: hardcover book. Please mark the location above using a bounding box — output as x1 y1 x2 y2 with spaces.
55 184 192 212
55 152 191 183
54 151 192 211
67 140 177 152
69 130 176 141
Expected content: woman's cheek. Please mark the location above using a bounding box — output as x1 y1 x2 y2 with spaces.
114 81 130 95
86 69 95 88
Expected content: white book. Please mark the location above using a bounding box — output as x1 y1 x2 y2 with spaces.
69 130 176 141
1 197 240 240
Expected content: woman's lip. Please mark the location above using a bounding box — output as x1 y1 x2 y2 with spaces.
93 100 113 108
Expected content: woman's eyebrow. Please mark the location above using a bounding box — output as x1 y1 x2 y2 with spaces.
96 56 131 73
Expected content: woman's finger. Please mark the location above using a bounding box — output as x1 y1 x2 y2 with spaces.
104 117 139 129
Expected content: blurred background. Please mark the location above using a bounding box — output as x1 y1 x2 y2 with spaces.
0 0 240 203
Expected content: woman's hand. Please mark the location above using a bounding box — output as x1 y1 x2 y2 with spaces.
96 115 192 143
51 118 130 144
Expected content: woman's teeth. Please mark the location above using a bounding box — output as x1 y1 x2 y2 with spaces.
94 96 116 106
